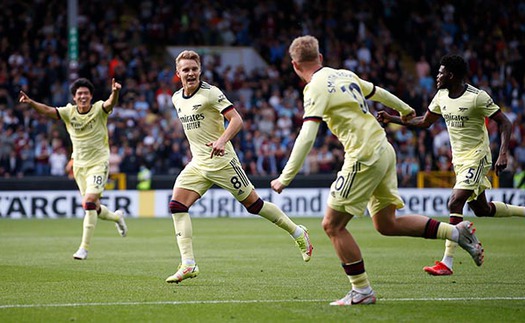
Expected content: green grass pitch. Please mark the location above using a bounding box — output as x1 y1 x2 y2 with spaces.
1 216 524 322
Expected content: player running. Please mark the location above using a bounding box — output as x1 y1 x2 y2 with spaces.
377 54 525 276
271 35 484 306
165 50 312 284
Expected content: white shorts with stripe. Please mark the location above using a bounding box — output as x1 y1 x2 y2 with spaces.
174 158 254 201
327 141 404 217
453 155 492 202
73 161 109 196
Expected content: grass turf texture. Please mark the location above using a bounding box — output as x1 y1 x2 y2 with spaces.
0 217 524 322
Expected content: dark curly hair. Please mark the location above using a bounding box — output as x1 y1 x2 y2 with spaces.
70 78 95 96
440 54 468 81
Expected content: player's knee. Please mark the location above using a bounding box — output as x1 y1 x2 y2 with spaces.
448 198 464 213
322 217 340 237
321 218 332 235
169 200 188 214
374 222 395 236
246 198 264 214
374 223 388 235
83 202 97 211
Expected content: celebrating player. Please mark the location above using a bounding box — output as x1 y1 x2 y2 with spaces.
19 78 127 260
271 35 483 306
377 54 525 276
165 50 313 284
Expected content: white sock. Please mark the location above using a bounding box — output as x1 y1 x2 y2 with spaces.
182 259 196 266
291 226 303 239
441 255 454 269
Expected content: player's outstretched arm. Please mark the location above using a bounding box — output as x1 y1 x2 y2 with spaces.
272 120 320 193
368 86 415 117
377 110 438 129
19 91 59 120
103 78 122 112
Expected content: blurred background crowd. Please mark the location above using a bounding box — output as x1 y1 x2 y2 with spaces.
1 0 525 188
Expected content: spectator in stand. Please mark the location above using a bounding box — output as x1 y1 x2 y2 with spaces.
50 80 68 107
49 146 69 176
514 140 525 166
256 134 278 176
120 146 141 175
155 82 173 113
1 150 21 177
4 108 20 131
241 149 257 175
256 101 276 135
415 56 431 81
317 144 335 173
19 142 36 176
108 145 123 174
50 129 65 152
33 135 52 176
276 114 293 137
0 127 15 163
166 141 184 175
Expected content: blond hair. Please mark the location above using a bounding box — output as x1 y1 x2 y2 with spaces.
175 50 201 70
288 35 319 63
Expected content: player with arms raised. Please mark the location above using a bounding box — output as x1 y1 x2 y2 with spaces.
377 54 525 276
19 78 127 260
165 50 312 284
271 35 483 305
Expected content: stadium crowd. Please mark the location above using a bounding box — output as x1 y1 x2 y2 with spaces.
1 0 524 188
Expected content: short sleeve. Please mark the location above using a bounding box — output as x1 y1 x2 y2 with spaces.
210 86 233 113
476 90 500 117
428 93 442 115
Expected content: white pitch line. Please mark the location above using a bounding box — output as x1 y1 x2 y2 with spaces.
1 297 525 309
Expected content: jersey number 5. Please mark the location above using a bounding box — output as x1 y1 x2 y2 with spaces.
341 83 369 114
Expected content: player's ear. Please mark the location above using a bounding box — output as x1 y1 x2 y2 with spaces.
319 54 323 64
292 60 300 71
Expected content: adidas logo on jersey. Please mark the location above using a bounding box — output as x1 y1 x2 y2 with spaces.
238 189 244 195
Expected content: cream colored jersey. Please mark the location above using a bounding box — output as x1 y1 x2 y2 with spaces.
172 81 237 171
304 67 389 165
428 84 500 164
278 67 414 186
56 101 110 167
